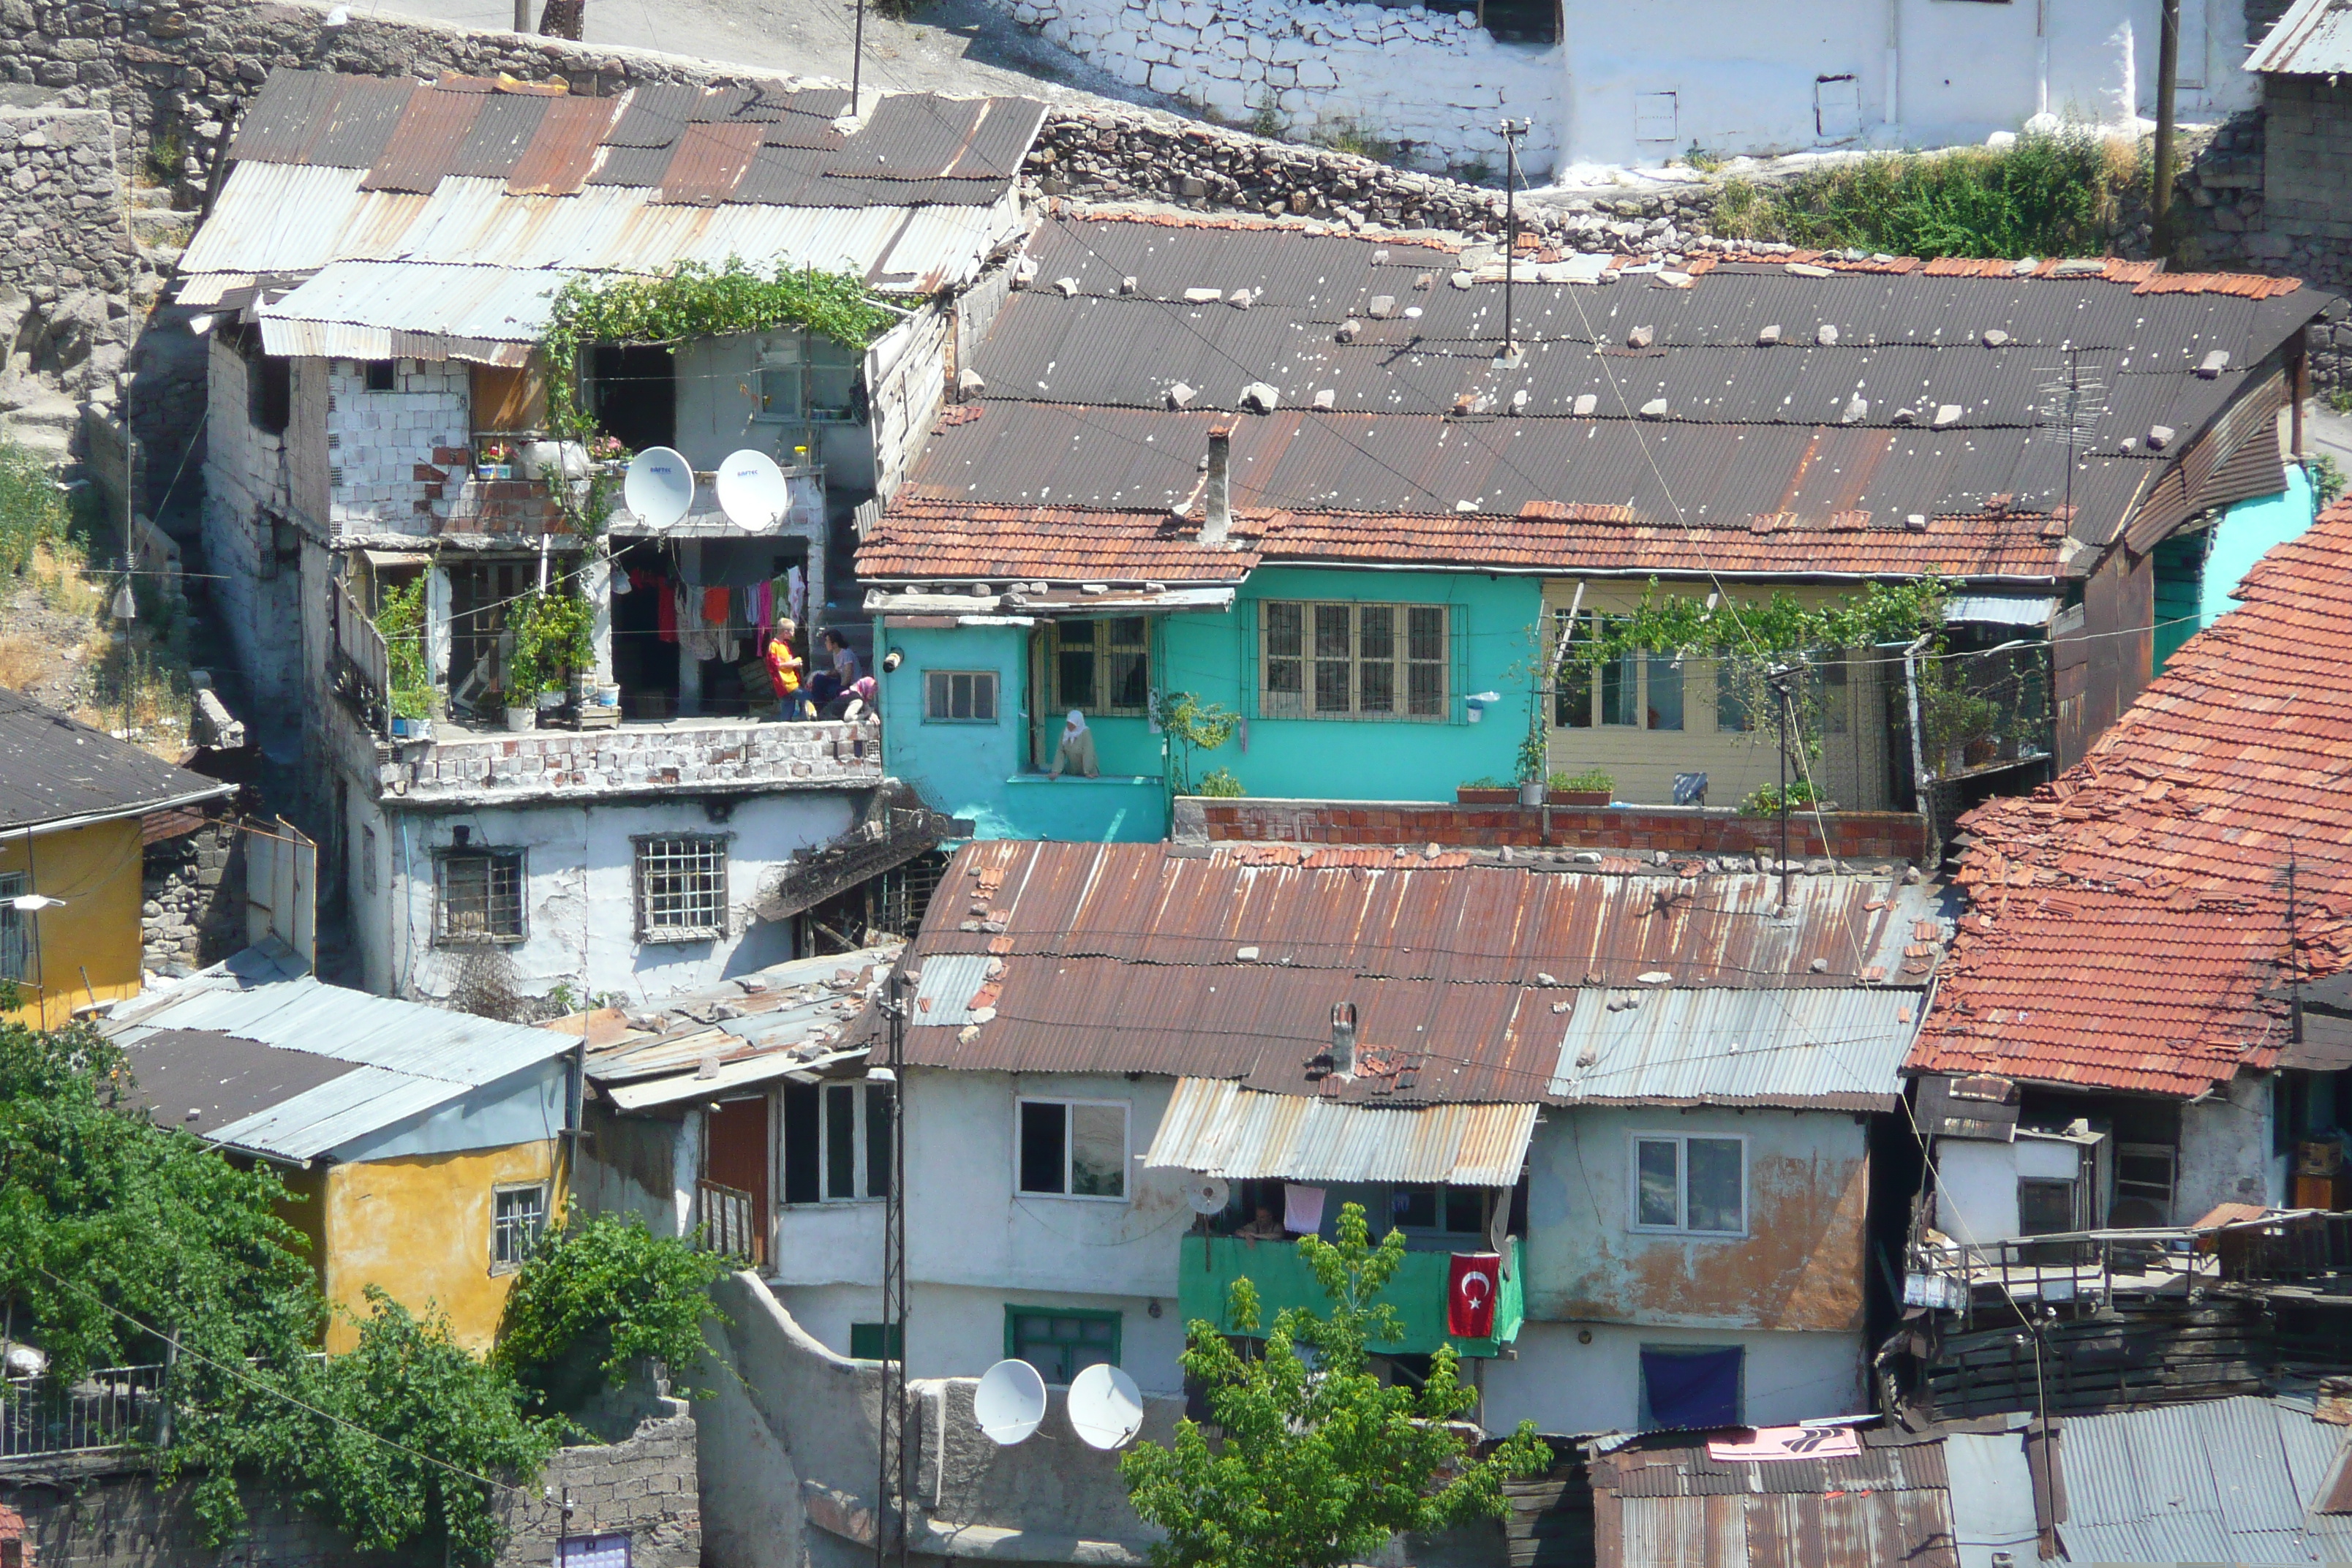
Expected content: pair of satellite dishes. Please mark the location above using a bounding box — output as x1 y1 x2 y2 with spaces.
973 1358 1145 1450
619 445 794 530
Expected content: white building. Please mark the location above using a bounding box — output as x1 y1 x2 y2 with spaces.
747 838 1947 1439
179 67 1042 1009
1002 0 2261 175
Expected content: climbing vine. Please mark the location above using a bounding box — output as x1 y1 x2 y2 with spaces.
535 257 900 532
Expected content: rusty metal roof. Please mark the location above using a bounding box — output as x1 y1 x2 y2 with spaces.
2248 0 2352 72
1548 987 1921 1109
1142 1077 1537 1184
898 842 1947 1104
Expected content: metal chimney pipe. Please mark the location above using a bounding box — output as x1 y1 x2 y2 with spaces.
1201 424 1233 544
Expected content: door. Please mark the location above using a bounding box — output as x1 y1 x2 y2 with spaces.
705 1095 772 1266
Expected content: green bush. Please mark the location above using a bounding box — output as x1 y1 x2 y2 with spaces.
374 578 435 720
1711 129 2133 259
495 1207 731 1416
1196 766 1245 798
1548 766 1615 794
1739 781 1823 816
0 438 69 578
2309 453 2347 508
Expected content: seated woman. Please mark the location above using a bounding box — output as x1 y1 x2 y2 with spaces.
807 628 861 710
1047 709 1098 779
822 675 877 720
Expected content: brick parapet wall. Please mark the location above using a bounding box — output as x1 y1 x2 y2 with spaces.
1178 795 1929 863
380 717 883 804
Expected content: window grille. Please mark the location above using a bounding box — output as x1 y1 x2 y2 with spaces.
437 852 523 943
0 871 26 983
1259 600 1447 720
635 836 728 941
1047 618 1150 715
493 1183 547 1270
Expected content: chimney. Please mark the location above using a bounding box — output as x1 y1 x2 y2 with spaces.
1201 424 1233 545
1330 1001 1357 1079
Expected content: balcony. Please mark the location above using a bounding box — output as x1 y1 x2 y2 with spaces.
368 715 883 806
1177 1236 1523 1358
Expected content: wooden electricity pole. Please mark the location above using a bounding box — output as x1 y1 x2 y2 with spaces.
2152 0 2182 257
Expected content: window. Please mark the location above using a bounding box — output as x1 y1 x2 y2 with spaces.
0 870 26 984
1017 1099 1128 1199
436 851 524 944
1631 1134 1746 1235
362 359 397 392
1814 75 1862 141
1259 600 1447 720
2017 1178 2078 1235
248 350 290 436
492 1183 547 1270
821 1081 894 1202
1006 1307 1120 1384
1048 619 1150 715
557 1534 632 1568
361 826 378 897
1389 1185 1488 1235
924 669 998 723
849 1322 904 1360
1556 611 1681 731
757 331 864 424
634 835 728 941
1640 1344 1743 1429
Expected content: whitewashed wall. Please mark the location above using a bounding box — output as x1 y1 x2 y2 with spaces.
325 358 470 531
1486 1319 1864 1434
200 338 304 725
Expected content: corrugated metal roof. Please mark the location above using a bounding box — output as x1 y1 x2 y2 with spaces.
1945 594 2057 625
581 945 893 1101
0 686 237 832
1547 987 1920 1109
2248 0 2352 72
257 260 570 350
1594 1428 1957 1568
1142 1077 1537 1183
104 962 576 1160
897 843 1947 1104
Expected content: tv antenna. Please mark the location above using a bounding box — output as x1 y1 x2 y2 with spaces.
1496 118 1530 369
2034 347 2108 527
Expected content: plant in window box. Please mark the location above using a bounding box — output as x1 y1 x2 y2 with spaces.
1546 766 1613 806
1455 776 1518 804
1738 780 1826 816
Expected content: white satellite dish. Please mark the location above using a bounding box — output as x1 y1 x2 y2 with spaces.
622 446 694 530
716 448 793 528
1067 1363 1145 1450
1186 1175 1232 1215
973 1358 1047 1446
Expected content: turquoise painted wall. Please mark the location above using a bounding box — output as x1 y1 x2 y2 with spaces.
2198 463 2315 630
875 568 1542 840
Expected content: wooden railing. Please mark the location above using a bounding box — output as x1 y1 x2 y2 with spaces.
332 578 392 735
695 1179 764 1266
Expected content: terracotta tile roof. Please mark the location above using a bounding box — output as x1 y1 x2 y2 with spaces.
1911 502 2352 1096
855 499 1260 581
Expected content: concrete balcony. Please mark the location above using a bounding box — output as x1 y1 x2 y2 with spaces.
369 716 883 807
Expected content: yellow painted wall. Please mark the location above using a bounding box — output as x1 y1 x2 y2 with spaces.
1542 578 1894 811
1 818 146 1029
319 1140 568 1354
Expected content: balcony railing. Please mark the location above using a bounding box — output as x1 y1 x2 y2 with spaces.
331 577 392 736
1 1363 165 1458
1177 1235 1523 1357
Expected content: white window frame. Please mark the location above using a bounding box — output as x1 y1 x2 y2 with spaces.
633 834 729 943
924 668 1000 724
819 1080 894 1203
1258 598 1450 722
0 870 27 984
754 329 864 426
1014 1097 1130 1202
1627 1131 1749 1237
491 1180 549 1273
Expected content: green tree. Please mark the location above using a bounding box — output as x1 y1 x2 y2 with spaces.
1120 1203 1550 1568
494 1205 732 1415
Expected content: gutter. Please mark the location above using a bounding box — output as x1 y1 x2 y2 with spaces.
7 782 240 841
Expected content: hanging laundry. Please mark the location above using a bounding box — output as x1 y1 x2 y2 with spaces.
702 585 731 627
787 566 807 628
1283 1183 1326 1235
655 579 677 644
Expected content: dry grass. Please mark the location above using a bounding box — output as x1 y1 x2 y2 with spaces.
30 540 104 618
0 635 44 690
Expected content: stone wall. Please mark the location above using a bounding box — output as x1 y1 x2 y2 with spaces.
140 815 244 980
1010 0 1560 177
2258 77 2352 300
0 95 130 466
1173 794 1931 863
381 717 885 805
0 1411 698 1568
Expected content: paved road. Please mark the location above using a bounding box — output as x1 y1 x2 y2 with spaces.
369 0 1179 108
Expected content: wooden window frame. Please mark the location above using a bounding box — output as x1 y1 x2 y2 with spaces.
1259 599 1449 721
1003 1305 1123 1384
491 1180 549 1273
1015 1097 1130 1202
923 668 999 724
633 834 729 943
1044 617 1152 717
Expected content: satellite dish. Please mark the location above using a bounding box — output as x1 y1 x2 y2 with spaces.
716 448 793 528
1186 1175 1232 1215
622 446 693 530
973 1358 1047 1446
1067 1363 1145 1450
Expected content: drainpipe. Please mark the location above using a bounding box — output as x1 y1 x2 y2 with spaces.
1199 425 1233 545
1885 0 1901 128
2035 0 2050 118
1902 633 1937 868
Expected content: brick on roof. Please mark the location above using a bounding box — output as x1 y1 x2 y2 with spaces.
1911 501 2352 1097
856 500 1261 581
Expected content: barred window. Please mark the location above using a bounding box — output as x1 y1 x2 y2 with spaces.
492 1183 547 1270
1047 618 1150 715
635 835 728 941
1260 600 1447 720
0 870 26 982
924 669 998 723
437 851 524 944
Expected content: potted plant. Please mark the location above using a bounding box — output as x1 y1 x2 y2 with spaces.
1515 718 1549 806
1457 777 1518 804
374 579 437 742
1738 782 1827 816
1547 767 1614 807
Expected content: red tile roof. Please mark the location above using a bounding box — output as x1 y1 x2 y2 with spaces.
855 500 1261 581
1911 502 2352 1097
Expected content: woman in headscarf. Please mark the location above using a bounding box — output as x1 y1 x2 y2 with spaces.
1048 709 1098 779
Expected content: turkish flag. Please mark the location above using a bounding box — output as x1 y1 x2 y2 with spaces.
1447 1253 1501 1339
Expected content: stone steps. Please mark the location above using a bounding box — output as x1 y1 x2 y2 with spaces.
1 390 80 461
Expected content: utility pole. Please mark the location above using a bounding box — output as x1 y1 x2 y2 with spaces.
874 962 909 1568
1769 664 1797 910
2152 0 2182 257
1496 118 1529 367
513 0 533 31
851 0 868 118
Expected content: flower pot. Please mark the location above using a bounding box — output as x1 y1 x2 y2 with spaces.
596 683 622 709
537 690 565 712
1518 781 1546 807
1553 789 1611 807
391 717 432 742
1456 786 1518 804
504 706 537 732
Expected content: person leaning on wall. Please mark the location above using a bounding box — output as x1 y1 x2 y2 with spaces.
1047 709 1098 779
